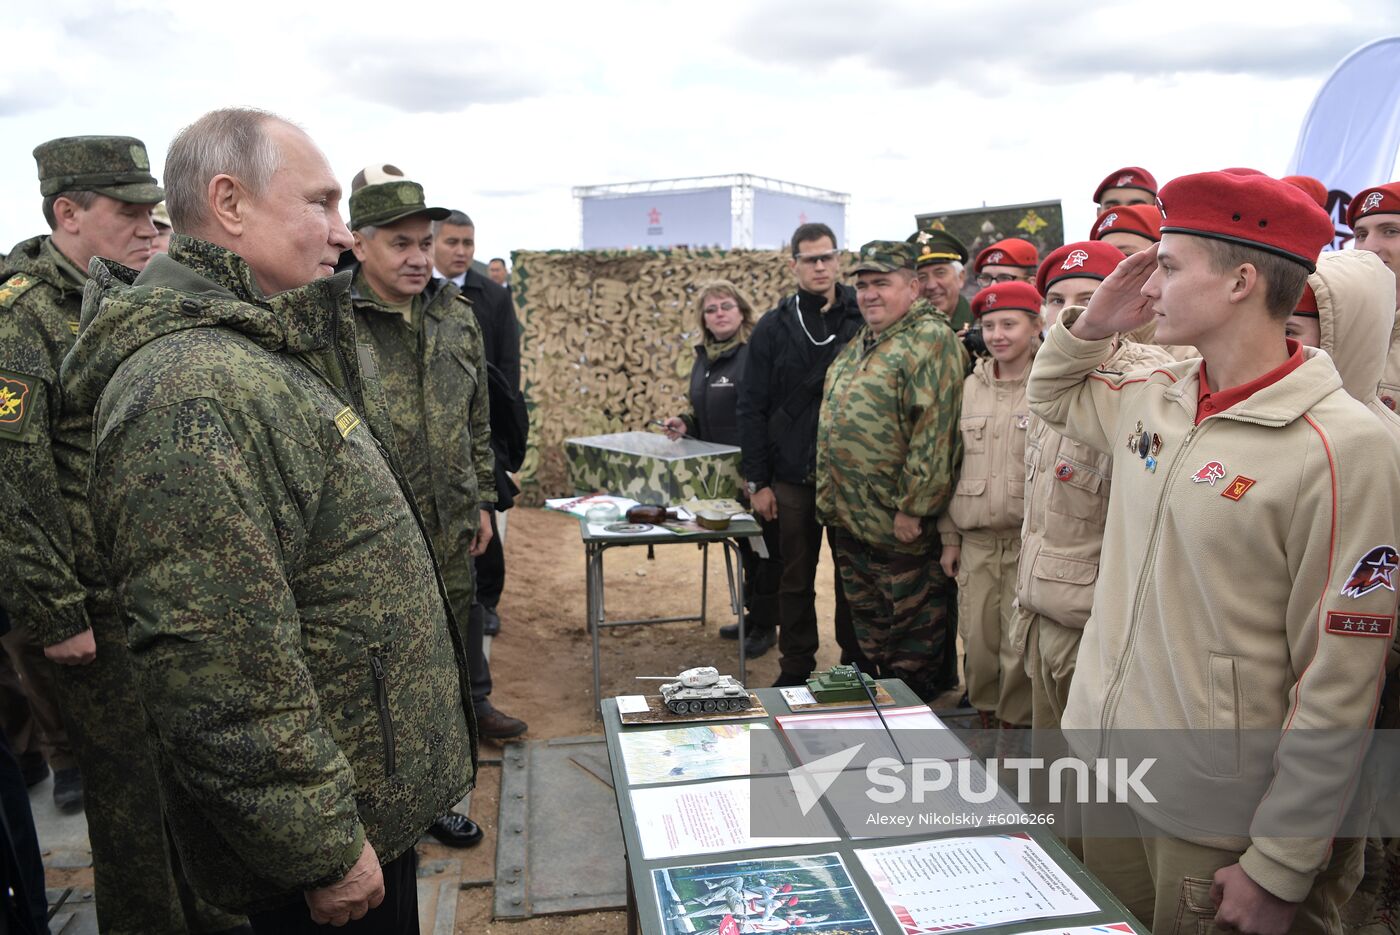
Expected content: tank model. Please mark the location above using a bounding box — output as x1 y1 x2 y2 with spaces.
636 667 753 715
806 664 878 703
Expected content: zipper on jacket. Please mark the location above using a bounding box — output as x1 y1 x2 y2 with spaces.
1098 422 1206 755
370 653 398 776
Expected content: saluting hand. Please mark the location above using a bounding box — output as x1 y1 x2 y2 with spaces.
1072 242 1159 342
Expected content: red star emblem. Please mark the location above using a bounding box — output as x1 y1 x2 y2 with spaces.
1341 545 1399 599
647 208 661 225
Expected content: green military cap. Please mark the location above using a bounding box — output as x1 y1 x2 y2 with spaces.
349 179 449 231
33 136 164 203
906 228 969 267
850 240 918 274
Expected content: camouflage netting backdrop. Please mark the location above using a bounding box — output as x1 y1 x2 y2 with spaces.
511 248 850 505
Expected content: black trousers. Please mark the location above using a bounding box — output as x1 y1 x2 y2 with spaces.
473 511 505 609
248 847 417 934
0 709 47 935
770 482 867 676
467 602 492 707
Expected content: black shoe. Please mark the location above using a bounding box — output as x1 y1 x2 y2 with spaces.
427 813 483 848
52 767 83 812
772 671 810 688
743 628 776 659
18 754 47 789
482 606 501 636
476 706 529 739
718 623 740 640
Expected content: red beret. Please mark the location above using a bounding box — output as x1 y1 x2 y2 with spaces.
1036 241 1125 295
1348 182 1400 227
974 238 1040 272
1090 204 1162 242
1094 166 1158 203
973 281 1042 318
1293 284 1319 318
1282 175 1328 209
1158 170 1333 272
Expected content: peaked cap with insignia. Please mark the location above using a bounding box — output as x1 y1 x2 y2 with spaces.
33 136 164 203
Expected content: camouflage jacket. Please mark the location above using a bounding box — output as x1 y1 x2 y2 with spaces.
0 235 104 646
815 302 964 553
62 235 476 912
349 269 495 567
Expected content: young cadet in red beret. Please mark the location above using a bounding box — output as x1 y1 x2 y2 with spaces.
1094 166 1158 211
938 281 1042 728
1349 181 1400 411
1090 204 1162 258
1015 243 1172 737
974 238 1040 288
1029 170 1400 934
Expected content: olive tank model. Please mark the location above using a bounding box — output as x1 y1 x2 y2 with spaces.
806 664 878 703
636 667 753 715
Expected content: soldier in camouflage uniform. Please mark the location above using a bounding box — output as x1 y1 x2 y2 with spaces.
815 241 964 700
1 136 247 934
61 109 475 931
347 178 498 849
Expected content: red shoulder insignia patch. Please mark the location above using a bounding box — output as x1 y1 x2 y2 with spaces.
1341 545 1399 599
1326 611 1394 638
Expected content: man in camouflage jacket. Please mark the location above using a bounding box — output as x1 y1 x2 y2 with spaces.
61 110 474 929
816 240 964 699
347 178 508 847
1 135 244 933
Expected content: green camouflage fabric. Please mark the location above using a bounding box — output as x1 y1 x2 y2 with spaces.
350 267 495 625
62 234 476 913
564 431 741 503
850 239 918 274
33 135 163 203
830 529 950 701
0 234 242 932
348 179 449 230
815 302 964 554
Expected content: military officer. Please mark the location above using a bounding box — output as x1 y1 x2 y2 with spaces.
815 241 964 699
1 136 246 934
347 178 498 850
908 228 974 332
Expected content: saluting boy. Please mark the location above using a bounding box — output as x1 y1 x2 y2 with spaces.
1029 170 1400 934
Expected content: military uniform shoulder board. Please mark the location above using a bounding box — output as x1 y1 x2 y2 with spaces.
0 273 38 309
453 291 475 308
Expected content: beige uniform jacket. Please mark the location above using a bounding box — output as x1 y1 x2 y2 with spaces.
1016 339 1173 629
938 355 1031 546
1029 310 1400 904
1312 250 1400 435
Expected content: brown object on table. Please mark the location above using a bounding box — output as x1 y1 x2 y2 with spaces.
625 504 668 524
694 510 731 531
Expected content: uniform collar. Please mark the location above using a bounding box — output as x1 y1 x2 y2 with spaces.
1195 339 1304 424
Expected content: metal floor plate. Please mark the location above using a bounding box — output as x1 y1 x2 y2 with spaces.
494 735 627 919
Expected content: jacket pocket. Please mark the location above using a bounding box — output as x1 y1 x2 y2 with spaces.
960 416 988 454
1028 551 1098 623
370 652 398 776
1046 456 1108 524
1209 653 1240 777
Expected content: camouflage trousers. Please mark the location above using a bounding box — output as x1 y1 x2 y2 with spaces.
51 609 244 934
829 530 947 699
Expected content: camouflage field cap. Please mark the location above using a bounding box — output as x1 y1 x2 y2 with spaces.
851 240 918 274
906 228 969 267
33 135 164 203
349 179 449 231
151 201 171 228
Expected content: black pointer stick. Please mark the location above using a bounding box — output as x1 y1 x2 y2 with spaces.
849 661 906 763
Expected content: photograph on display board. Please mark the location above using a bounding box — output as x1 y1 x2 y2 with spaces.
617 723 790 785
653 852 879 934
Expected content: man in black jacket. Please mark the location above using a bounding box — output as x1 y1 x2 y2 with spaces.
737 223 869 686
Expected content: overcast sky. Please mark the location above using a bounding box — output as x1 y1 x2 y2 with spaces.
1 0 1396 262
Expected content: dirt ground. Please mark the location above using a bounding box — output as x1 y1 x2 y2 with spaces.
440 506 859 933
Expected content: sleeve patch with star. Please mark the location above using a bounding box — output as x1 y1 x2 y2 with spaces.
1325 611 1395 638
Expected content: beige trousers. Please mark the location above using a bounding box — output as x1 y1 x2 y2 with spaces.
956 529 1031 726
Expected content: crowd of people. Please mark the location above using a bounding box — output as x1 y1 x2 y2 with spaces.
665 167 1400 935
3 98 1400 935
